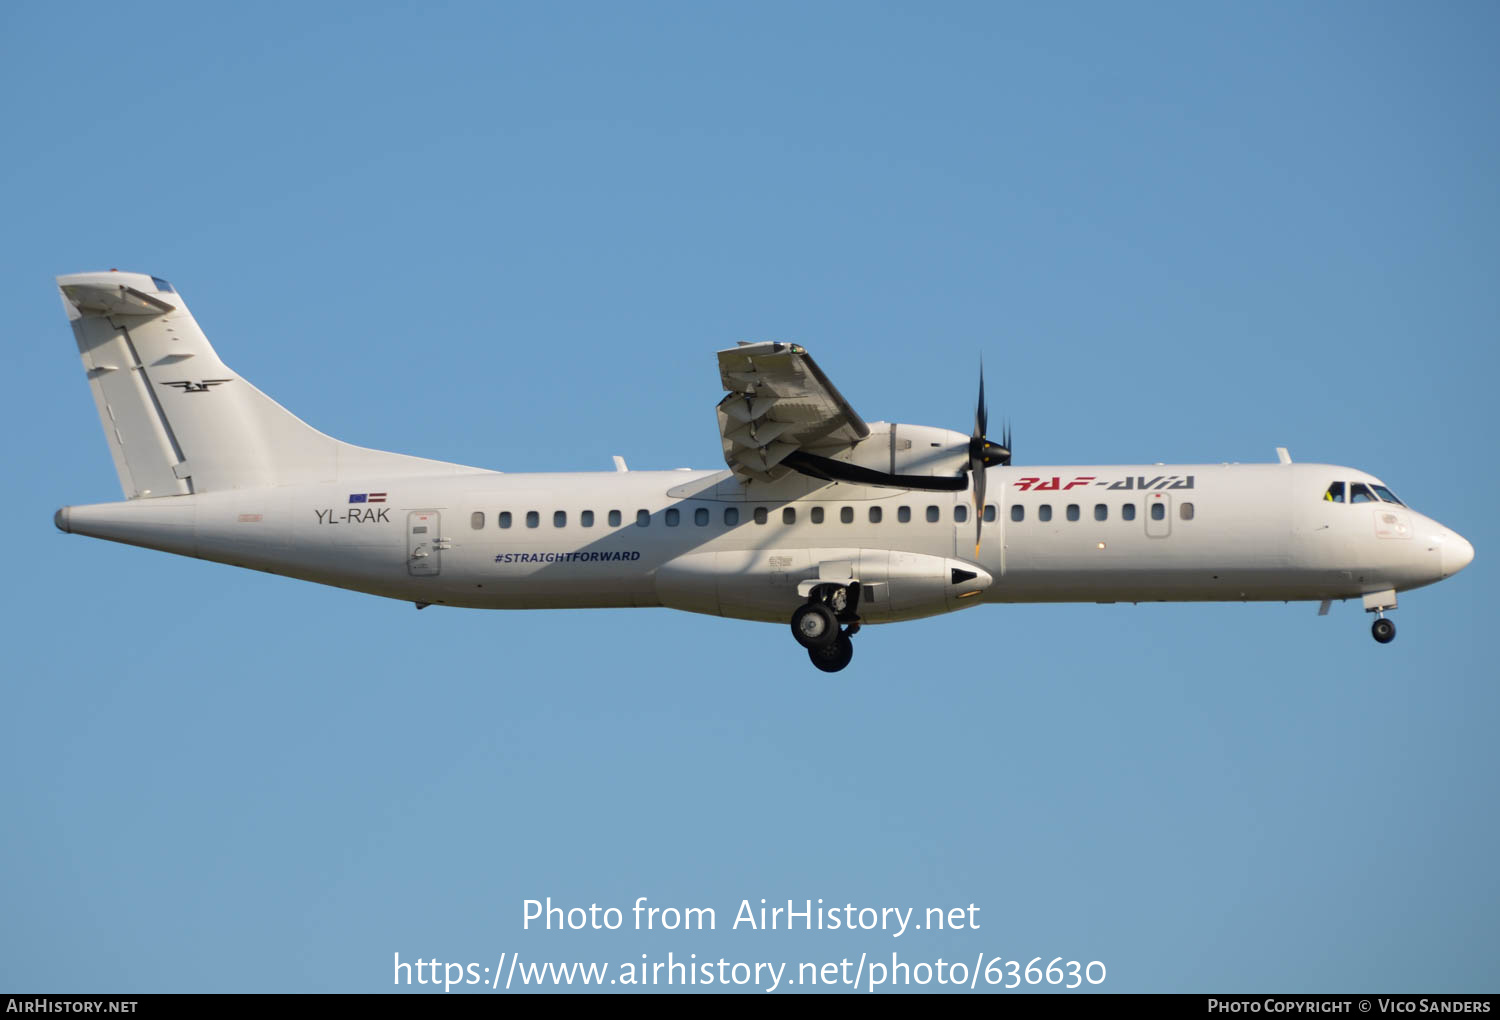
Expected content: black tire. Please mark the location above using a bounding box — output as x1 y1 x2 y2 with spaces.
808 633 855 673
791 602 839 649
1372 618 1396 644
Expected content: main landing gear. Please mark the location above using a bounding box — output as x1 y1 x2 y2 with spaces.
791 583 861 673
1371 615 1396 644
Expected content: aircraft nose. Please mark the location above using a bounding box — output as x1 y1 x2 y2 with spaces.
1443 532 1475 578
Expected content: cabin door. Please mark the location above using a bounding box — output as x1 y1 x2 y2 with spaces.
408 511 442 576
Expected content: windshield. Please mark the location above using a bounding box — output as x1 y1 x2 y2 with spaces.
1323 479 1409 508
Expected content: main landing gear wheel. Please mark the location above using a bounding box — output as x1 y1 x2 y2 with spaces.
808 632 855 673
791 601 839 649
1371 617 1396 644
792 584 862 670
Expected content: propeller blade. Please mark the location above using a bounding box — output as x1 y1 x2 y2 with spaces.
971 365 988 557
975 368 988 441
972 453 986 558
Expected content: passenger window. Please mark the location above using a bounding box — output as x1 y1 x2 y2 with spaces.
840 506 853 524
1121 504 1136 521
526 510 539 528
581 510 594 528
1094 504 1107 522
754 507 768 525
954 504 968 523
811 506 824 524
694 507 709 526
724 507 739 526
553 510 566 527
636 509 650 527
926 505 940 523
665 508 680 526
783 507 796 524
984 505 996 523
1180 502 1194 521
1066 504 1080 522
499 511 512 529
898 506 911 523
608 509 621 527
1010 504 1024 522
470 511 485 530
1350 483 1376 504
1323 482 1345 503
1372 485 1404 506
1150 502 1165 521
1038 505 1053 522
869 506 883 524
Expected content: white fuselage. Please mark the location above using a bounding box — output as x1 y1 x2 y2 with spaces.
51 270 1475 657
56 460 1472 625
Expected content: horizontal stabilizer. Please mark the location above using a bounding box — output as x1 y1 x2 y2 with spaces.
61 280 176 318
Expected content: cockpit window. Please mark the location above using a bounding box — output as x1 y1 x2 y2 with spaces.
150 276 175 293
1371 485 1405 506
1323 482 1345 503
1349 483 1376 504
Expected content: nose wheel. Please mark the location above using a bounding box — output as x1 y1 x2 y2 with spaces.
1371 616 1396 644
790 584 861 672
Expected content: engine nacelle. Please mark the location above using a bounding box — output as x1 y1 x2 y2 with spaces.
833 421 972 482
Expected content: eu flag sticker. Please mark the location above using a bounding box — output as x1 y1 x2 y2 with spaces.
348 493 368 504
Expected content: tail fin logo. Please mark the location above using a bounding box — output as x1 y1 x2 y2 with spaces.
163 379 232 393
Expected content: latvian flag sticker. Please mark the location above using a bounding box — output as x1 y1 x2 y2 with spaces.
348 493 388 504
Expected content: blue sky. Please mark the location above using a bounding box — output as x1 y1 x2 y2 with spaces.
2 0 1495 993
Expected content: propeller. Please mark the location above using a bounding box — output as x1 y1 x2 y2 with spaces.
968 365 1011 557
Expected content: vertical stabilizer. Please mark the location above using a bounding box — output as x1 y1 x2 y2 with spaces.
59 271 480 498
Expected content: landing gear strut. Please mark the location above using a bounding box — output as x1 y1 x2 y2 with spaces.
791 583 861 672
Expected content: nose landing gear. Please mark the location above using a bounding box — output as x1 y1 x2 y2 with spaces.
790 583 861 672
1364 590 1398 644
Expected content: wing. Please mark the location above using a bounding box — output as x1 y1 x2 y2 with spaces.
716 342 870 483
